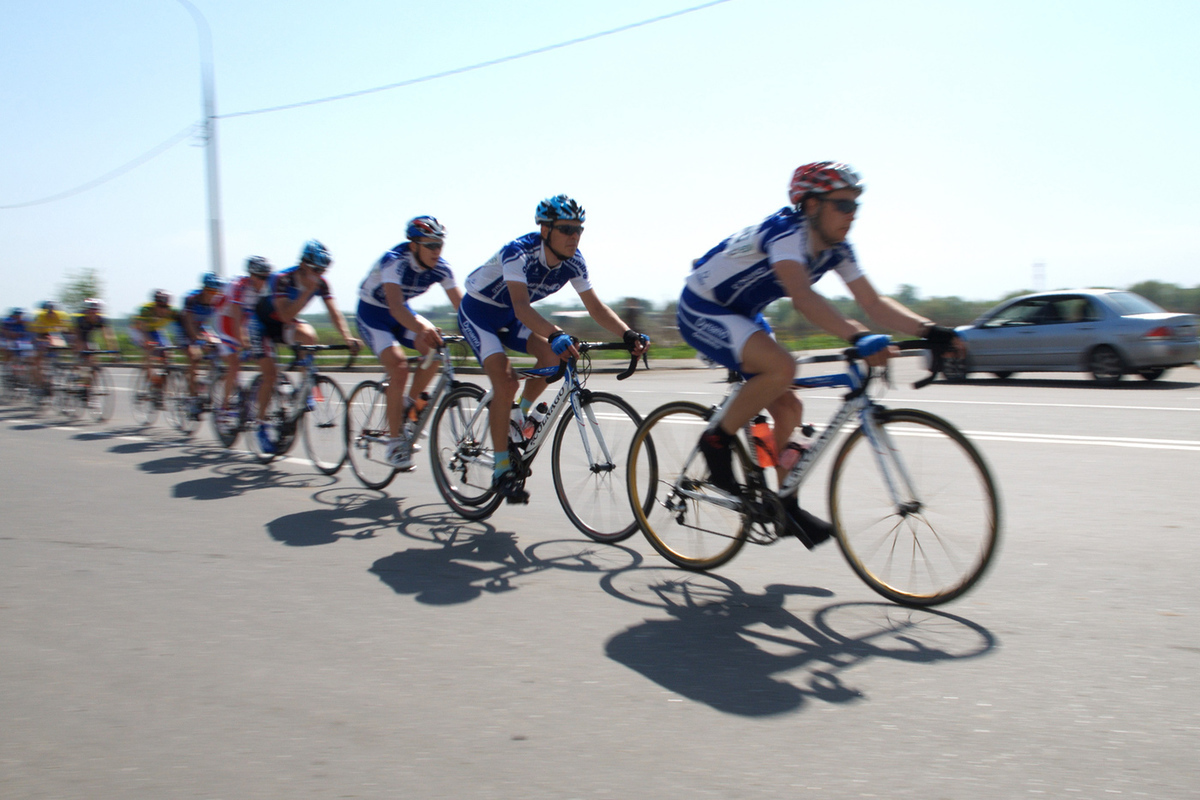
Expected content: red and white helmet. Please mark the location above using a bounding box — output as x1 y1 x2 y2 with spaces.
788 162 864 206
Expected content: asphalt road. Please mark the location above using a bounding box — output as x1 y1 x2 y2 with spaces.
2 357 1199 799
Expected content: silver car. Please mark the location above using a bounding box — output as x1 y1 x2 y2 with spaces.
944 289 1199 384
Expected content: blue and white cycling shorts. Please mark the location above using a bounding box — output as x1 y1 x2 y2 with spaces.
355 300 423 356
457 294 532 365
677 288 774 377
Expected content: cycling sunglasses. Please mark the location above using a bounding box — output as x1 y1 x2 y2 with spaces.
820 197 859 214
552 224 585 236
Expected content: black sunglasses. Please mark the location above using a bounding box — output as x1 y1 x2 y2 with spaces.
552 224 584 236
418 241 444 251
819 197 859 214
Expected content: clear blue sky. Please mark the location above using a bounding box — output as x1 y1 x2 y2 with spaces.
3 0 1198 316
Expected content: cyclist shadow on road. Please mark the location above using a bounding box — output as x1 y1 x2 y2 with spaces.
174 462 335 503
602 567 996 717
369 503 641 606
263 488 404 547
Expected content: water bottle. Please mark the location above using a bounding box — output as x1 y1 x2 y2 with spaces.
508 404 526 444
522 402 549 440
407 391 430 423
778 424 816 471
747 415 776 468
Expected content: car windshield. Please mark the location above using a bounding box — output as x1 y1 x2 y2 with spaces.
1105 292 1164 315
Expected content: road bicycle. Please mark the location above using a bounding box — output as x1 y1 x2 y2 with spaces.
131 345 183 427
243 344 353 473
345 334 472 491
626 341 1000 607
49 349 119 422
430 338 649 543
162 342 227 436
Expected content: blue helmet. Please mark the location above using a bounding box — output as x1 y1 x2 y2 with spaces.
406 215 447 242
299 239 332 269
535 194 586 224
201 271 224 290
41 300 57 311
8 307 23 317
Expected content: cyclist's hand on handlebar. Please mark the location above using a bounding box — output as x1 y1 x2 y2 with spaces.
923 323 965 358
852 332 894 367
549 331 578 360
346 337 363 355
415 323 443 351
623 329 650 356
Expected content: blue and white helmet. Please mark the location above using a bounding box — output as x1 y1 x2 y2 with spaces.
299 239 332 269
406 215 447 242
535 194 586 224
245 256 272 277
201 271 224 290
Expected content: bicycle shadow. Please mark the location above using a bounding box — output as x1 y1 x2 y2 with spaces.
263 489 403 546
174 462 334 502
601 567 996 717
369 503 641 606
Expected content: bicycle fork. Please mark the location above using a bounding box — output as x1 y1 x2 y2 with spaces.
859 405 923 517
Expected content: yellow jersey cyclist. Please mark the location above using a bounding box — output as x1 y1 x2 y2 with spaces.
28 301 73 391
130 290 183 393
248 239 362 454
679 162 960 547
457 194 650 504
355 216 463 470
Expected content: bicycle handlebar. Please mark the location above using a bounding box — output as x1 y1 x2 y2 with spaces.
291 343 356 370
543 339 645 384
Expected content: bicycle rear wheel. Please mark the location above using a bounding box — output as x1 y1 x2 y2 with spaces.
346 380 398 490
551 391 646 543
829 408 1000 607
86 366 115 422
303 375 348 475
244 373 292 463
53 367 84 419
164 369 199 434
430 383 502 520
627 401 749 570
131 370 159 426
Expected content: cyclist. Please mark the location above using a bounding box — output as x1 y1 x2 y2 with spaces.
248 239 362 453
457 194 649 503
213 256 273 420
356 215 463 470
28 301 72 391
2 307 32 364
73 298 119 357
178 272 225 416
679 161 959 547
130 290 181 394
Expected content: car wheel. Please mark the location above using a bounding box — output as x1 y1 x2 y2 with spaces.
992 372 1013 380
1089 346 1125 384
943 354 970 382
1137 368 1165 381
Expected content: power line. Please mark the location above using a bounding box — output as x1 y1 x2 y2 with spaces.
1 123 198 210
2 0 735 208
218 0 735 119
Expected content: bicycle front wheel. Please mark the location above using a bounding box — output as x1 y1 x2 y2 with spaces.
303 375 348 475
131 370 159 426
627 401 749 571
550 391 645 543
346 380 398 490
430 383 501 520
87 366 115 422
244 374 292 464
829 408 1000 607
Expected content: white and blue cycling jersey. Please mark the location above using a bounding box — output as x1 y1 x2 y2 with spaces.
685 206 863 318
358 242 456 308
464 232 592 308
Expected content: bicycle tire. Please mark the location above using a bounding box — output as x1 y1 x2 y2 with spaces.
829 407 1000 607
87 366 115 422
431 383 502 521
303 375 348 475
131 370 159 426
627 401 749 570
346 380 398 490
164 369 198 435
53 366 83 419
211 381 243 448
550 391 646 543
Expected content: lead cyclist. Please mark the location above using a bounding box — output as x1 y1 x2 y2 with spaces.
677 161 961 546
